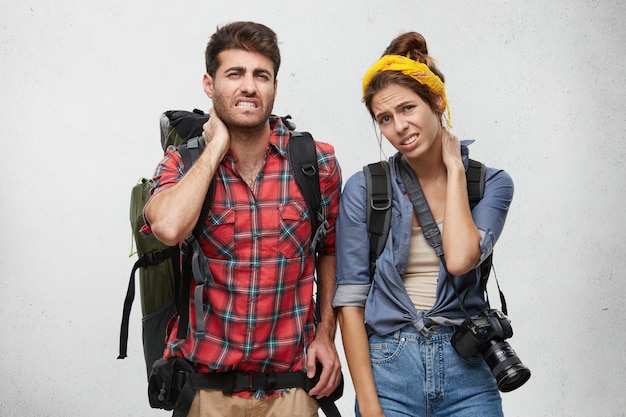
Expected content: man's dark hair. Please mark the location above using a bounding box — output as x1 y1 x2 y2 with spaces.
205 21 281 78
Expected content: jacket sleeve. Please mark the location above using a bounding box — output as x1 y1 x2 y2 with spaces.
472 167 514 264
333 171 372 307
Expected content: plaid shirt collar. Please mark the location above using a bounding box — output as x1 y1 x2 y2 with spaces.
267 115 291 158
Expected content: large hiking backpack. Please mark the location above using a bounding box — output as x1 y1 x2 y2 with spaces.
118 110 326 378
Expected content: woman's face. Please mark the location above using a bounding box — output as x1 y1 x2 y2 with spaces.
371 84 442 160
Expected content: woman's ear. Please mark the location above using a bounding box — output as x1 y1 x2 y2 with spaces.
434 95 446 126
435 95 444 113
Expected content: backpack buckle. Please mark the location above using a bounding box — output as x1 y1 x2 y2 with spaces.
234 373 253 392
311 218 329 253
145 250 166 265
181 234 195 260
223 373 254 394
301 163 317 176
371 197 392 211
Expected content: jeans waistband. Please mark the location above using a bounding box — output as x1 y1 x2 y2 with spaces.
392 324 455 342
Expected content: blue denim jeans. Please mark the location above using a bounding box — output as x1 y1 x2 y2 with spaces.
358 325 503 417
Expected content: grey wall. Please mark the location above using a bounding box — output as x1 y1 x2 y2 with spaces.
1 1 625 416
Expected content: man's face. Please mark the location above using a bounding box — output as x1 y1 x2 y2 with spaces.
204 49 277 129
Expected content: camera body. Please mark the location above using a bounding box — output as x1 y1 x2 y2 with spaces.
451 309 531 392
451 309 513 359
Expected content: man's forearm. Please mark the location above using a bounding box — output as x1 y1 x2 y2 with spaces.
314 254 338 339
145 149 222 245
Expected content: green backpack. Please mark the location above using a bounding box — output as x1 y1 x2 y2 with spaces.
118 110 326 378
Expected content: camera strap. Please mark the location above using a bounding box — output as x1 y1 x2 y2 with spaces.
398 157 473 319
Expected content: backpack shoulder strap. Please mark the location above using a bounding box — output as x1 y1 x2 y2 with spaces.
174 136 217 340
162 109 216 339
287 130 325 325
166 113 215 242
363 158 486 282
178 136 204 171
363 161 392 281
465 159 504 312
288 131 325 252
466 158 486 209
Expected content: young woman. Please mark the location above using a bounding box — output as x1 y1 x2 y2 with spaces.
333 32 515 417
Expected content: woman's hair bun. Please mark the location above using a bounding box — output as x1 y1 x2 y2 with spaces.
383 31 443 82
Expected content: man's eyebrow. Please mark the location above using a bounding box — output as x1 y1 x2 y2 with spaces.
223 65 244 73
222 66 272 75
253 67 273 76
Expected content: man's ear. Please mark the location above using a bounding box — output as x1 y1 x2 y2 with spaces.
203 73 214 98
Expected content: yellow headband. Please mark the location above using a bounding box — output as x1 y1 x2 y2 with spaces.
362 54 452 128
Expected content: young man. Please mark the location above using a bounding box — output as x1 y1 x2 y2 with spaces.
143 21 343 416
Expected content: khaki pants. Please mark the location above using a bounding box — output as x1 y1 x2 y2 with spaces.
186 388 319 417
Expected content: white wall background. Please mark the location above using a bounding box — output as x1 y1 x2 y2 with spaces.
1 1 625 416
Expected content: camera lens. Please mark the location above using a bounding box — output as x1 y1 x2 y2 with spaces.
481 340 531 392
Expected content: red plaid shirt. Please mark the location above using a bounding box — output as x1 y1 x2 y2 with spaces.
143 116 341 375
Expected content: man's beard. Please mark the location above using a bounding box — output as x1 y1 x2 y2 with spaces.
211 91 275 130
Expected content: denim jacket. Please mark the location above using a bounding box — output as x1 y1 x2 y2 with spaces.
333 142 514 336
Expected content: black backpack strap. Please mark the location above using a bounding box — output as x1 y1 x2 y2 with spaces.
118 246 180 360
465 159 503 310
178 134 206 172
466 159 508 313
363 161 392 282
288 131 326 253
466 158 486 209
287 130 326 324
479 253 503 311
175 136 217 340
177 188 215 340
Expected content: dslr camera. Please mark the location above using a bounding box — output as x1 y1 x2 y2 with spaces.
451 309 531 392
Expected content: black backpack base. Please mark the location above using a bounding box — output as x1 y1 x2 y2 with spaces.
142 298 177 378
